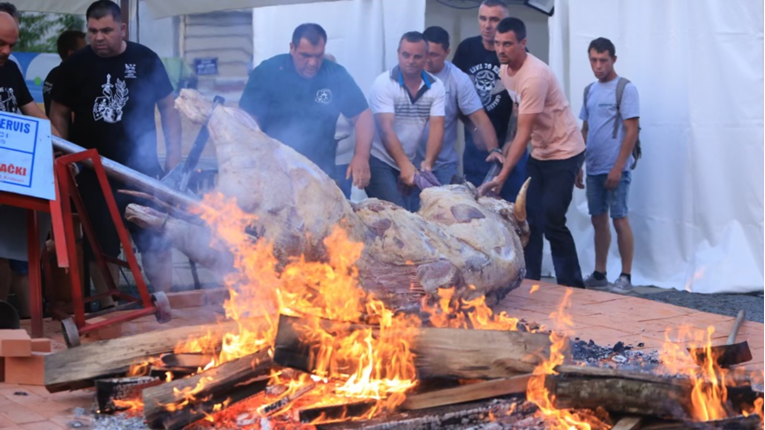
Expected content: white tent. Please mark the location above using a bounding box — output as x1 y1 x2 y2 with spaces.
12 0 93 14
549 0 764 294
143 0 344 19
12 0 342 16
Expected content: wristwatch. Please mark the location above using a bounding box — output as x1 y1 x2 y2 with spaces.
490 148 503 155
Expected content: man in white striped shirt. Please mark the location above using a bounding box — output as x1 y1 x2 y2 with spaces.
366 31 446 211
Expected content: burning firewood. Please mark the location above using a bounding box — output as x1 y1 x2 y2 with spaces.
273 314 564 381
545 364 763 423
400 374 531 410
298 400 379 424
142 348 272 430
95 376 162 414
125 89 531 310
638 415 763 429
44 319 254 392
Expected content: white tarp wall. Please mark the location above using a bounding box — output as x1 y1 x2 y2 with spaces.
251 0 426 94
549 0 764 293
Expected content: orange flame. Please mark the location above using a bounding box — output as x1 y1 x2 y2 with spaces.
658 325 738 422
111 398 144 416
168 193 420 418
743 397 764 421
420 287 520 331
526 289 611 430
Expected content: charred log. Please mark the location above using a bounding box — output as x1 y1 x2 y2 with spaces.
142 349 272 430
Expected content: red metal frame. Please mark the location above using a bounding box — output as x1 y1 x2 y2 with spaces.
0 192 51 338
0 149 160 338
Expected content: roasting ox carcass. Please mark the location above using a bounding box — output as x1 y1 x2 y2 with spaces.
125 89 530 308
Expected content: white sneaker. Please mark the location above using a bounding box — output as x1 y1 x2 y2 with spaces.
610 275 633 294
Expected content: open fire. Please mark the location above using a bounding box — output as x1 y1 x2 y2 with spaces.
101 192 763 429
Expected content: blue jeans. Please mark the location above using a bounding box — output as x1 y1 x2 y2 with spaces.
365 156 420 212
586 171 631 219
432 164 459 187
524 152 585 288
465 148 529 202
334 164 353 199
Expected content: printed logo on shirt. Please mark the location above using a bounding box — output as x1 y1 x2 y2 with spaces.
125 63 137 79
467 63 505 112
0 87 19 113
93 74 129 124
315 89 332 104
43 81 53 95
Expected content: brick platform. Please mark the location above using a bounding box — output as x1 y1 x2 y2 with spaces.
1 281 761 428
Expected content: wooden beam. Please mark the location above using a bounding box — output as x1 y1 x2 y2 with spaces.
611 416 644 430
273 315 564 380
546 365 693 419
44 318 267 392
401 374 531 411
413 327 566 379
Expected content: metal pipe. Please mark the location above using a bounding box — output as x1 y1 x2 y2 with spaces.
52 136 200 208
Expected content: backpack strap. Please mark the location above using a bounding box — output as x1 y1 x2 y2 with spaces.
583 82 594 118
613 77 630 138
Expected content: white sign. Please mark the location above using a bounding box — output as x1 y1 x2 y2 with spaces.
0 111 54 200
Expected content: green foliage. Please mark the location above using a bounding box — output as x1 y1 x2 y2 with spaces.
17 13 85 53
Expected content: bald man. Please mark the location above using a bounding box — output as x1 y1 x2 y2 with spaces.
0 11 60 318
0 12 56 123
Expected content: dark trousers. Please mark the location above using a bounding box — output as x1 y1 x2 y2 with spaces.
524 152 584 288
365 156 420 212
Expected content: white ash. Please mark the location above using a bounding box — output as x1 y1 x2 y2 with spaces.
571 338 660 368
93 415 148 430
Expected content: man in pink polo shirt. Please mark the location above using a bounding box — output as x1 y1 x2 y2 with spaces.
480 17 585 288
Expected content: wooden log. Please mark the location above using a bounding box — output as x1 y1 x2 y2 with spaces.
273 315 563 380
400 374 531 410
257 382 315 416
611 416 644 430
44 317 267 393
299 400 378 424
412 327 566 379
316 397 523 430
546 365 694 419
142 349 272 430
159 352 216 370
640 415 762 430
95 376 162 414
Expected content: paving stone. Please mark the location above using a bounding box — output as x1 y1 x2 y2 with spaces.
4 353 49 386
0 331 31 358
29 339 51 353
0 404 47 425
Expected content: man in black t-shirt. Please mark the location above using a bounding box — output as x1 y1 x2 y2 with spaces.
50 1 182 294
0 10 61 317
452 0 528 202
43 30 86 116
239 23 373 193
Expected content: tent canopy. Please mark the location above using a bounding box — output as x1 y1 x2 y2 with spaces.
13 0 342 18
143 0 344 19
13 0 93 14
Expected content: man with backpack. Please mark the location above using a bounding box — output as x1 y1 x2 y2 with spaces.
577 37 640 293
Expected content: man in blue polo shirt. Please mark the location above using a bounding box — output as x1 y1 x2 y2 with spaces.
239 23 373 191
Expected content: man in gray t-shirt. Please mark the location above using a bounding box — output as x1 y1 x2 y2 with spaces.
577 37 640 294
421 26 502 186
